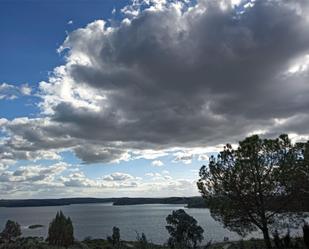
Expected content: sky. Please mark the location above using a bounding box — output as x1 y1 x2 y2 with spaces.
1 0 309 199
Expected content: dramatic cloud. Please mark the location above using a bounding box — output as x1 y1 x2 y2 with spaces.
1 0 309 168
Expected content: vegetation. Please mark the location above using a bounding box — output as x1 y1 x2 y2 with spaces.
28 224 44 229
1 134 308 249
112 197 189 206
0 216 308 249
136 232 149 249
303 223 309 249
186 197 208 208
107 226 121 248
165 209 204 249
198 134 309 249
47 211 74 248
0 220 21 242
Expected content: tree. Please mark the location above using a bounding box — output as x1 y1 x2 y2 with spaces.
0 220 21 241
197 134 308 249
136 232 148 249
107 226 121 248
295 142 309 209
304 223 309 249
165 209 204 249
47 211 74 248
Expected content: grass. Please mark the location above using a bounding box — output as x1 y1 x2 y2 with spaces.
207 237 306 249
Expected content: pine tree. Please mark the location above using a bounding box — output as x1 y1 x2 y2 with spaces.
47 211 74 248
198 134 308 249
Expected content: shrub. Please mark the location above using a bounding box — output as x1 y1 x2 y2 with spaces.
136 232 148 249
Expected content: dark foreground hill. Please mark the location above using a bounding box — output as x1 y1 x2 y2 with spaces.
0 237 307 249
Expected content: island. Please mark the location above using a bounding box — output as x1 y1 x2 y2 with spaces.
28 224 44 229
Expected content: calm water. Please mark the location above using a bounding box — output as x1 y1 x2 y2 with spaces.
0 203 249 244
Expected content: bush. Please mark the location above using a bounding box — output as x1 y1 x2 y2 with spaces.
136 232 148 249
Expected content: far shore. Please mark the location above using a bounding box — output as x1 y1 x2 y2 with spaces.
0 196 207 208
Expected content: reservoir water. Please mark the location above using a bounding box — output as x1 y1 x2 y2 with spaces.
0 203 258 244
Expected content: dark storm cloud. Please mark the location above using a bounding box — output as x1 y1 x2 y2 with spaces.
2 0 309 164
58 0 309 138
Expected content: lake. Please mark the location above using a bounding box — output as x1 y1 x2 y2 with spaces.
0 203 252 244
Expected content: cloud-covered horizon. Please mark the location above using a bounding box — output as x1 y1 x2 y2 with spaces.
1 0 309 197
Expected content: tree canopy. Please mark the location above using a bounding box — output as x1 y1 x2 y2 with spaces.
107 226 121 248
0 220 21 241
197 134 309 249
47 211 74 248
165 209 204 249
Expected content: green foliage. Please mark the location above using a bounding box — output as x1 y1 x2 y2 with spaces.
47 211 74 248
0 237 45 249
136 232 149 249
0 235 307 249
303 223 309 249
107 226 121 248
272 230 302 249
273 230 284 249
82 238 110 249
28 224 44 229
165 209 204 249
198 134 309 249
0 220 21 241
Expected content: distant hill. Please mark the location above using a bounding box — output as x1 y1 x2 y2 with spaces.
113 197 208 208
0 198 115 207
0 197 207 208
